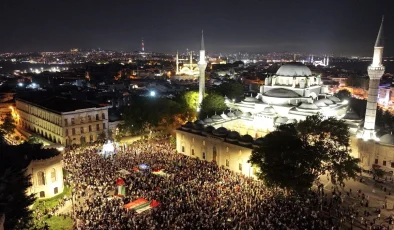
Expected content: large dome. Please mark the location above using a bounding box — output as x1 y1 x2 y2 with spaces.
276 62 312 77
263 88 301 98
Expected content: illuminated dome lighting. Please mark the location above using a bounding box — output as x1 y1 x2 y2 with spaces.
276 62 312 77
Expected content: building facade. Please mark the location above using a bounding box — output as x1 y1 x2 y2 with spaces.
176 123 257 178
15 96 109 146
27 154 64 199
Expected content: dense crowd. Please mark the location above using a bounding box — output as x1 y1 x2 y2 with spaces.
62 139 386 230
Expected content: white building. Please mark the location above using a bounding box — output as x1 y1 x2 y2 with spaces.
15 96 109 146
27 154 64 199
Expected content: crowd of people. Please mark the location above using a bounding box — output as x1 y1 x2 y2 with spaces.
62 139 387 230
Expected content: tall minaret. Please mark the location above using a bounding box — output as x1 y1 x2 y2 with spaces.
197 30 207 112
141 37 145 52
359 16 385 141
176 51 179 74
326 55 330 66
190 51 193 66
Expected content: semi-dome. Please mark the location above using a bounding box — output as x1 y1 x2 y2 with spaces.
227 112 235 118
204 125 215 133
286 119 296 124
298 102 320 110
263 88 301 98
379 134 394 146
253 137 264 146
328 96 341 103
212 114 222 121
181 121 195 130
263 106 276 114
244 97 259 103
314 99 328 107
212 127 228 136
275 117 288 125
226 131 240 142
239 134 254 144
194 120 205 125
235 110 243 117
204 117 213 124
276 62 312 77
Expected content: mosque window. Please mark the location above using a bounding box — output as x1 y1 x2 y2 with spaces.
182 146 185 153
37 171 45 185
71 118 75 125
89 125 92 132
102 113 105 119
80 127 84 134
226 159 229 167
202 152 206 160
96 114 99 120
191 149 195 155
383 161 387 166
54 187 58 194
375 159 379 164
391 162 394 168
39 191 45 198
239 163 242 171
51 168 56 183
96 124 100 131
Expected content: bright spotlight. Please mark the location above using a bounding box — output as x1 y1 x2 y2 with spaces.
150 91 156 97
18 82 23 87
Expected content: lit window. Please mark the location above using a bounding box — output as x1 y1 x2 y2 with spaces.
51 168 56 183
37 171 45 185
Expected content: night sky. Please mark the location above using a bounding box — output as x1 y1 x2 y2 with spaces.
0 0 393 56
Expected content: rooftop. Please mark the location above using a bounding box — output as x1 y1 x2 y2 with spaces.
17 95 104 113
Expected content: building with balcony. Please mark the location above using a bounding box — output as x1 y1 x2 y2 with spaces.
15 96 109 146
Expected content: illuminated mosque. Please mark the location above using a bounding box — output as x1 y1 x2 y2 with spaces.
176 19 393 177
172 51 200 80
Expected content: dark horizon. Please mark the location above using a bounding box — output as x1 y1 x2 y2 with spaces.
0 0 393 56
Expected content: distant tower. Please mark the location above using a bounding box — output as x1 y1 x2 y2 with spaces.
359 16 385 141
176 51 179 74
326 55 330 66
311 55 314 63
190 51 193 66
197 30 207 112
141 37 145 52
293 54 297 61
323 57 327 66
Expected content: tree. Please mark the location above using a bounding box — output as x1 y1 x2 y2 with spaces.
97 131 106 143
214 80 244 99
199 93 227 119
249 124 320 192
373 168 385 180
0 113 16 137
27 136 42 145
0 143 59 229
250 114 360 192
335 89 351 100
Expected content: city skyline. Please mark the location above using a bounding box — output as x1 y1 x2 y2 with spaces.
0 0 393 56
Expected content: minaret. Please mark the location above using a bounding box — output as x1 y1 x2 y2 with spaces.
190 51 193 66
197 30 207 112
176 51 179 74
359 16 385 141
326 55 330 66
141 37 145 52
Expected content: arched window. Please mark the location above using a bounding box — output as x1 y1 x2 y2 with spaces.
80 136 86 144
96 114 99 120
102 113 105 119
51 168 56 183
37 171 45 185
